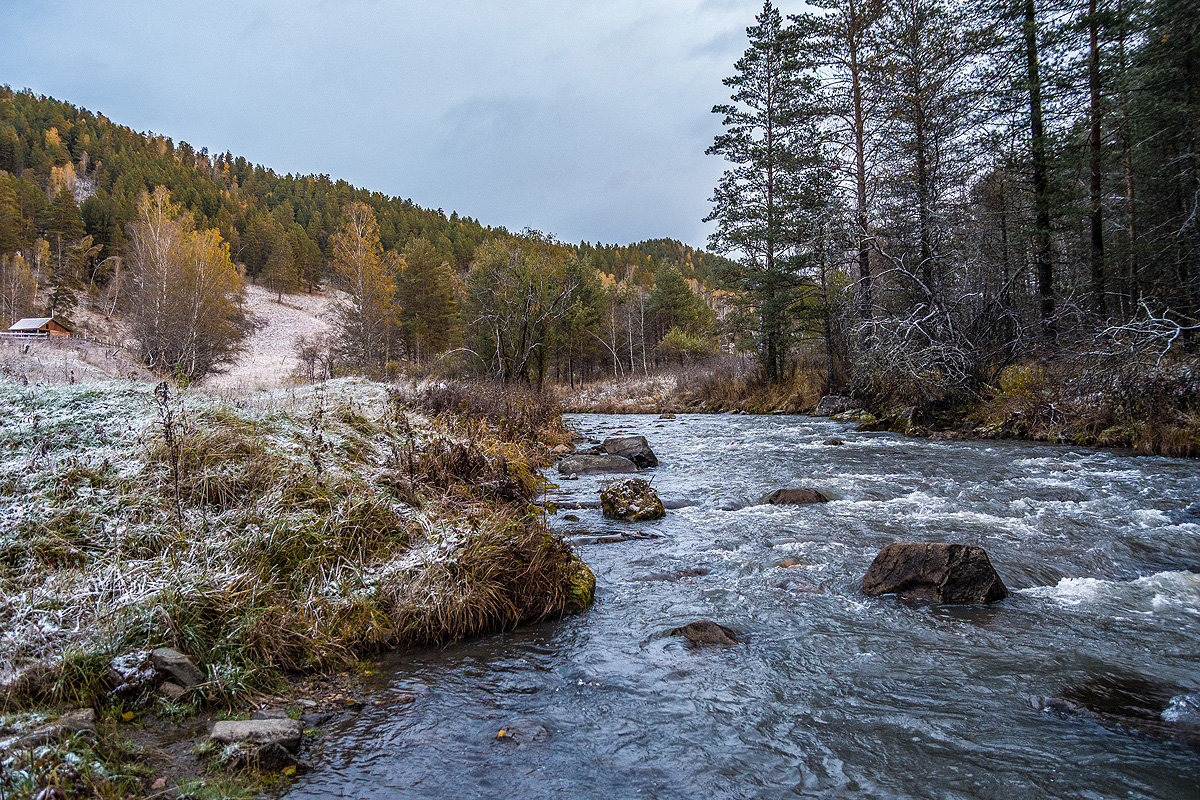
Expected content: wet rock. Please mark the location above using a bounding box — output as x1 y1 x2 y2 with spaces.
18 708 96 747
671 620 738 646
658 413 676 420
778 559 808 568
552 444 572 455
570 529 661 545
862 542 1007 604
814 395 863 416
557 453 638 475
150 647 206 687
824 437 844 446
394 693 417 705
1044 674 1200 748
762 488 830 506
600 478 666 521
602 435 659 468
211 717 304 751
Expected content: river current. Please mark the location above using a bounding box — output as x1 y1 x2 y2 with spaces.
285 413 1200 799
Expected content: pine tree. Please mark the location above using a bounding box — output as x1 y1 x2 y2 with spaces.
705 1 829 381
329 201 398 374
397 236 459 362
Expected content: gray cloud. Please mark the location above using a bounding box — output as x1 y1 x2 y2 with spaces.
0 0 780 247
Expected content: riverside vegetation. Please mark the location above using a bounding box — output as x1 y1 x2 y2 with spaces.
0 376 593 797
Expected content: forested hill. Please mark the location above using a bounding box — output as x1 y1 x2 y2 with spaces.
579 238 737 285
0 87 729 284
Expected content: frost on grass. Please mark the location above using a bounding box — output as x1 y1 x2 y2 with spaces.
0 377 591 702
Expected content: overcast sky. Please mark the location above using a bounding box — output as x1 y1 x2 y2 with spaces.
0 0 778 249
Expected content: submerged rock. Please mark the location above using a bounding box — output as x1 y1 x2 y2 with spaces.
600 478 666 521
862 542 1007 604
671 620 738 646
602 435 659 468
762 488 830 505
824 437 844 446
150 647 206 687
1044 674 1200 748
557 453 638 475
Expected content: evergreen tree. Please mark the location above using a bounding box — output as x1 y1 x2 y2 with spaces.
397 236 459 362
706 1 832 381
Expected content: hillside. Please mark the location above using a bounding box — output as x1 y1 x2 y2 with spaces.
0 87 732 286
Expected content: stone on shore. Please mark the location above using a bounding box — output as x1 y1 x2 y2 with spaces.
814 395 863 417
150 647 206 687
557 453 638 475
862 542 1008 604
762 488 830 505
211 717 304 751
671 620 738 646
602 435 659 468
600 478 666 521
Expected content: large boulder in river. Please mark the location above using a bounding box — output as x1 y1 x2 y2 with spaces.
602 435 658 468
762 488 830 505
862 542 1007 603
814 395 863 417
601 478 665 521
557 453 638 475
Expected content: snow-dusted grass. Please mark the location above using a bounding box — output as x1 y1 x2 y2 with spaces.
0 377 592 707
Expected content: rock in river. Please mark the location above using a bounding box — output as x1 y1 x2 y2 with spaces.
601 478 666 521
671 620 738 646
762 488 830 505
602 435 659 468
557 453 638 475
862 542 1007 604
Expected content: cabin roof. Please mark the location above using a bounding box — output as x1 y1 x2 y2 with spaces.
7 317 73 332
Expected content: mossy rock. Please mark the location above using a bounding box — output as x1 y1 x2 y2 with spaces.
564 557 596 611
600 478 666 522
831 410 876 422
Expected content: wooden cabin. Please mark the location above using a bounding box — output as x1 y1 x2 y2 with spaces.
6 317 74 337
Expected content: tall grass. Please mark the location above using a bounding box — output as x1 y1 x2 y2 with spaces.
0 378 593 711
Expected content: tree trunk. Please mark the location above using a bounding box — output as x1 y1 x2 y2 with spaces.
1025 0 1055 341
1088 0 1107 318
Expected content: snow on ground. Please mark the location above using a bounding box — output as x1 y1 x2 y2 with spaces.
206 283 333 390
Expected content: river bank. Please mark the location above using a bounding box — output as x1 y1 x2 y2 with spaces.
281 411 1200 799
0 378 593 798
555 359 1200 458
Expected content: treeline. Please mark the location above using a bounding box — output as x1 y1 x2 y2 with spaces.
308 204 719 386
0 87 739 381
707 0 1198 405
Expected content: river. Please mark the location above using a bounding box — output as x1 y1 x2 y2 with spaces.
284 413 1200 799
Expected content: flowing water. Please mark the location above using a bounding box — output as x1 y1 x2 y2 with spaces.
285 414 1200 799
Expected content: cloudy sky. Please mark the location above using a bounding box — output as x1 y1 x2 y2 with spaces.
1 0 775 248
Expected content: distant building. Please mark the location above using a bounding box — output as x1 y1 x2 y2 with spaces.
5 317 74 336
